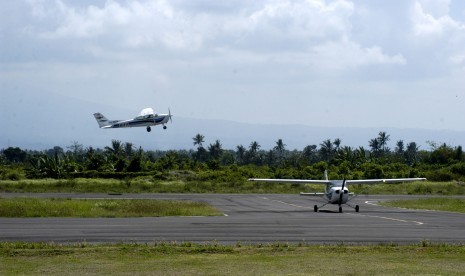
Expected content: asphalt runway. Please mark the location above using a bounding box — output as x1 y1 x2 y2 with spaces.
1 193 465 244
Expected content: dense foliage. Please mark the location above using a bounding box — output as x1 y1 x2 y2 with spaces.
1 132 464 182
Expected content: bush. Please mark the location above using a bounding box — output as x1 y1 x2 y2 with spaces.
426 169 454 182
450 162 465 176
362 163 384 179
0 166 25 180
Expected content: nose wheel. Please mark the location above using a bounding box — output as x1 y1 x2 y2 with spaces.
146 126 151 132
163 125 167 130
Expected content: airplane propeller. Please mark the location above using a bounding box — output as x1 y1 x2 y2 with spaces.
338 178 346 213
168 108 173 123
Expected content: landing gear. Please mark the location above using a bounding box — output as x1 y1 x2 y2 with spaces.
314 205 318 212
339 206 343 213
163 125 167 130
355 205 359 212
146 126 151 132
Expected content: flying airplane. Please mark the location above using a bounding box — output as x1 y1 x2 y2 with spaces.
248 171 426 213
93 107 172 132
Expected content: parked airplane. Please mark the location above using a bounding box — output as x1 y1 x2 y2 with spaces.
93 108 172 132
249 171 426 213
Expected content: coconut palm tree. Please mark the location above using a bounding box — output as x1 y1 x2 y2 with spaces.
378 131 390 153
274 139 286 165
236 145 246 165
192 133 205 149
208 140 223 160
319 139 334 163
105 140 124 160
246 141 261 165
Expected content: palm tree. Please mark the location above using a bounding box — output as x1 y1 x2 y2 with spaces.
334 146 353 164
236 145 246 165
319 139 333 162
354 146 367 165
274 139 286 165
405 142 419 165
377 131 390 153
369 138 381 157
208 140 223 160
124 142 134 158
247 141 261 164
249 141 260 153
192 134 206 162
301 145 317 164
274 139 286 153
192 133 205 149
395 140 404 154
333 138 342 151
105 140 123 159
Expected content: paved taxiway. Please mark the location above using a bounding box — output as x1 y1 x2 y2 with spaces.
1 193 465 244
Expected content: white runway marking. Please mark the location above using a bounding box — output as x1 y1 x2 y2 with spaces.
346 213 424 225
261 197 311 209
360 201 424 225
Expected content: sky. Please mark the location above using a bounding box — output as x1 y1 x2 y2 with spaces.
1 0 465 150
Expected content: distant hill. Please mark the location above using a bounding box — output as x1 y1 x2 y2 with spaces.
1 90 465 151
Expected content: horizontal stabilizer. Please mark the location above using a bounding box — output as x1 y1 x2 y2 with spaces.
248 178 330 184
300 192 325 196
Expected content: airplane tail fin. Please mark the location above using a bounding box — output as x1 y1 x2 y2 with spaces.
93 113 110 128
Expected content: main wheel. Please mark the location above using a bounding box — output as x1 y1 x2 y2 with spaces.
314 205 318 212
339 206 342 213
163 125 167 130
355 205 359 212
146 126 151 132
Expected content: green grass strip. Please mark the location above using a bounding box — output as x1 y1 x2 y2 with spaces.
0 198 222 217
1 242 465 275
380 197 465 213
3 178 464 195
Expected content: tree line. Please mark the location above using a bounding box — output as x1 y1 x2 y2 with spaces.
1 131 464 181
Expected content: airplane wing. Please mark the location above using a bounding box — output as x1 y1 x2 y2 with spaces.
138 108 155 117
300 192 326 196
346 178 426 185
248 178 330 184
248 178 426 185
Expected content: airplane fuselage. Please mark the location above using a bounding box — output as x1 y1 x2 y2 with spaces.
324 183 350 204
94 108 172 132
102 114 169 129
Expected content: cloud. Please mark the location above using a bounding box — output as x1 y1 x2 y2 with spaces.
412 1 465 37
310 37 406 70
35 0 202 50
248 0 354 39
23 0 405 71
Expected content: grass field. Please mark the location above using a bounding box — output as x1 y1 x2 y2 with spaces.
0 198 222 217
380 197 465 213
1 242 465 275
1 178 464 195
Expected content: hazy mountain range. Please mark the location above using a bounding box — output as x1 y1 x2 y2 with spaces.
2 91 465 151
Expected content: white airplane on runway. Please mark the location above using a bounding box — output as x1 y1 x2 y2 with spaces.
93 107 172 132
249 171 426 213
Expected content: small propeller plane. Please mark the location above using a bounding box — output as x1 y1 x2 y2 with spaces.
93 107 172 132
249 171 426 213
